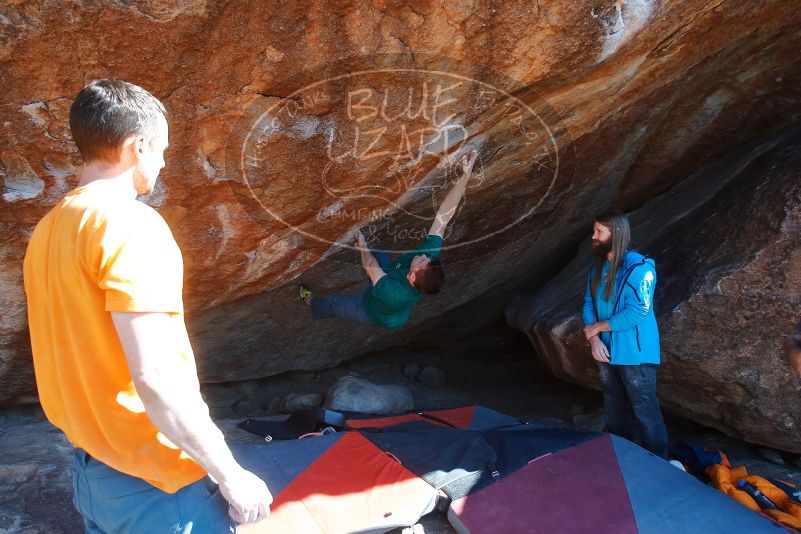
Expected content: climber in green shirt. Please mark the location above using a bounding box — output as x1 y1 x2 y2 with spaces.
301 147 478 329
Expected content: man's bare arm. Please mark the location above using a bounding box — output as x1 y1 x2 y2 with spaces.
112 312 272 524
355 231 386 286
429 148 478 238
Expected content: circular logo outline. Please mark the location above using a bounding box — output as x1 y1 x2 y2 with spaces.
236 65 567 256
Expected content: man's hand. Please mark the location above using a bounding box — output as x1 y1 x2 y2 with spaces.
589 336 610 363
354 230 367 251
583 321 609 340
111 312 274 526
219 467 273 524
429 147 478 237
354 230 386 286
461 147 478 177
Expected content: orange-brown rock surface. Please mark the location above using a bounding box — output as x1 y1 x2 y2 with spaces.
1 1 800 448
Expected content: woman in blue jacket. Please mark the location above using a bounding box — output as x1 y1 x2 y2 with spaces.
581 212 668 458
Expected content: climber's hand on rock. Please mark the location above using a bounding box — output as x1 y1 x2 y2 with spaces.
354 230 367 250
461 147 478 176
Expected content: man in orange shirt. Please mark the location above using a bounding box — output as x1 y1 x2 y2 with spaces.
23 79 272 532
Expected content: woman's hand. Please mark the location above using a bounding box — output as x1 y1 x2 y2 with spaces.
589 336 610 363
583 321 610 340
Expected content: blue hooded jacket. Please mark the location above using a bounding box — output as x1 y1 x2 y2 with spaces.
582 250 660 365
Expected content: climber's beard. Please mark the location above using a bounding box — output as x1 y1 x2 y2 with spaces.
592 239 612 259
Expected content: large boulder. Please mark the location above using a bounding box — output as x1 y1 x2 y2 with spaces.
324 375 413 415
1 0 801 413
506 125 801 452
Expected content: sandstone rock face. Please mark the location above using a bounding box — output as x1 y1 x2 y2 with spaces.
506 125 801 452
1 0 800 457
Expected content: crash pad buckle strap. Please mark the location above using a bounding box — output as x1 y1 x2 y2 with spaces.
239 408 345 441
487 461 501 481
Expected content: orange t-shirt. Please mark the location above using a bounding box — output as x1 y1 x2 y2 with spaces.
23 182 206 493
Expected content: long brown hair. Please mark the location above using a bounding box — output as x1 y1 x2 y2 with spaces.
591 212 631 301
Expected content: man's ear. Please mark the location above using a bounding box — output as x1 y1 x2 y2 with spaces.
407 271 416 285
118 134 146 163
133 134 148 156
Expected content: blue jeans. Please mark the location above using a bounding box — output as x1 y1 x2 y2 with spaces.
71 449 233 533
597 363 669 459
310 250 392 326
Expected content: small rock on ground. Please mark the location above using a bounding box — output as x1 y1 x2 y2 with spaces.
280 392 324 412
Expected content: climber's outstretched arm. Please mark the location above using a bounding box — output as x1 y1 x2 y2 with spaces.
355 231 386 286
429 148 478 238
